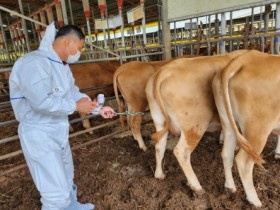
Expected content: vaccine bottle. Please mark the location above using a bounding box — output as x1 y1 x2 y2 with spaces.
91 94 105 115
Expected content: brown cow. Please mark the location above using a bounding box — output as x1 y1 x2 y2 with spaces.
0 72 9 93
70 61 121 132
212 50 279 207
145 50 248 197
113 59 178 151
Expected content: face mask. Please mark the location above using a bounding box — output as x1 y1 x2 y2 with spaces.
66 40 81 64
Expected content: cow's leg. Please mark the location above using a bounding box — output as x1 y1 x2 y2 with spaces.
221 127 237 192
80 112 93 134
147 93 169 179
174 130 204 195
212 73 237 192
235 129 268 208
275 135 280 159
154 125 168 180
127 104 147 151
219 130 224 144
235 150 261 207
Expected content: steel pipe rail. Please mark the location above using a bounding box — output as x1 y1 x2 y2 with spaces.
76 52 163 63
0 128 127 177
0 94 121 128
0 52 163 73
0 67 12 73
0 119 120 161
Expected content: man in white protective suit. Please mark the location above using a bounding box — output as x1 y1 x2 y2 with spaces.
9 22 115 210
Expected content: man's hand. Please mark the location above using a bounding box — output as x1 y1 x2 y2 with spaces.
76 97 97 114
99 106 116 119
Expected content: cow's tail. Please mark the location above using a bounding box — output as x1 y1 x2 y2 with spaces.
221 55 265 166
113 68 126 129
151 68 172 143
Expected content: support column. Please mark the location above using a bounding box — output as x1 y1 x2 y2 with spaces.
9 27 18 58
275 3 280 54
220 12 226 54
98 0 108 49
46 4 54 24
33 13 41 41
190 18 193 54
18 0 31 52
28 4 37 42
60 0 68 25
229 11 233 51
157 0 161 45
141 0 147 46
0 12 10 62
82 0 93 52
39 10 47 30
68 0 74 24
55 0 64 27
117 0 125 48
161 0 171 59
207 15 211 55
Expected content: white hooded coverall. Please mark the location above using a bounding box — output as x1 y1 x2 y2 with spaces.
9 23 90 210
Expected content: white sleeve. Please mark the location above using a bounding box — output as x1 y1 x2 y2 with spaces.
20 63 76 116
70 84 90 102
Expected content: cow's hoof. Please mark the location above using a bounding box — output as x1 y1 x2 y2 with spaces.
225 186 236 193
247 198 262 208
154 172 166 180
274 153 280 159
194 188 206 197
188 185 205 196
141 146 148 152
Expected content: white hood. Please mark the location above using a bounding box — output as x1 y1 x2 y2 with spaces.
39 22 56 51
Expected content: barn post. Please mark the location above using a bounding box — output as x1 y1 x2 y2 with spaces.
0 12 10 62
157 0 161 46
68 0 74 24
174 21 178 57
46 4 54 24
207 15 211 55
161 0 171 59
82 0 93 54
275 3 280 54
39 9 47 30
140 0 147 46
54 0 64 27
13 26 21 54
220 12 226 54
18 0 31 52
229 11 233 52
17 22 25 53
190 18 193 55
9 27 17 59
33 13 41 41
60 0 68 25
117 0 125 48
28 4 37 43
98 0 108 49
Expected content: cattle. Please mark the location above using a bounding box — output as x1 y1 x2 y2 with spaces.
70 61 121 132
0 72 9 94
212 50 280 207
113 59 180 151
145 50 248 197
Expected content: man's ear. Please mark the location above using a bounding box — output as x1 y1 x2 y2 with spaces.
64 37 71 47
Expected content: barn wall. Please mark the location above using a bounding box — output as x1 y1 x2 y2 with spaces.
167 0 279 22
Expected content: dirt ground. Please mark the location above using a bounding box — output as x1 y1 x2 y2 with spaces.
0 111 280 210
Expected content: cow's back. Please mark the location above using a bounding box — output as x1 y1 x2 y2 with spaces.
70 61 120 98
